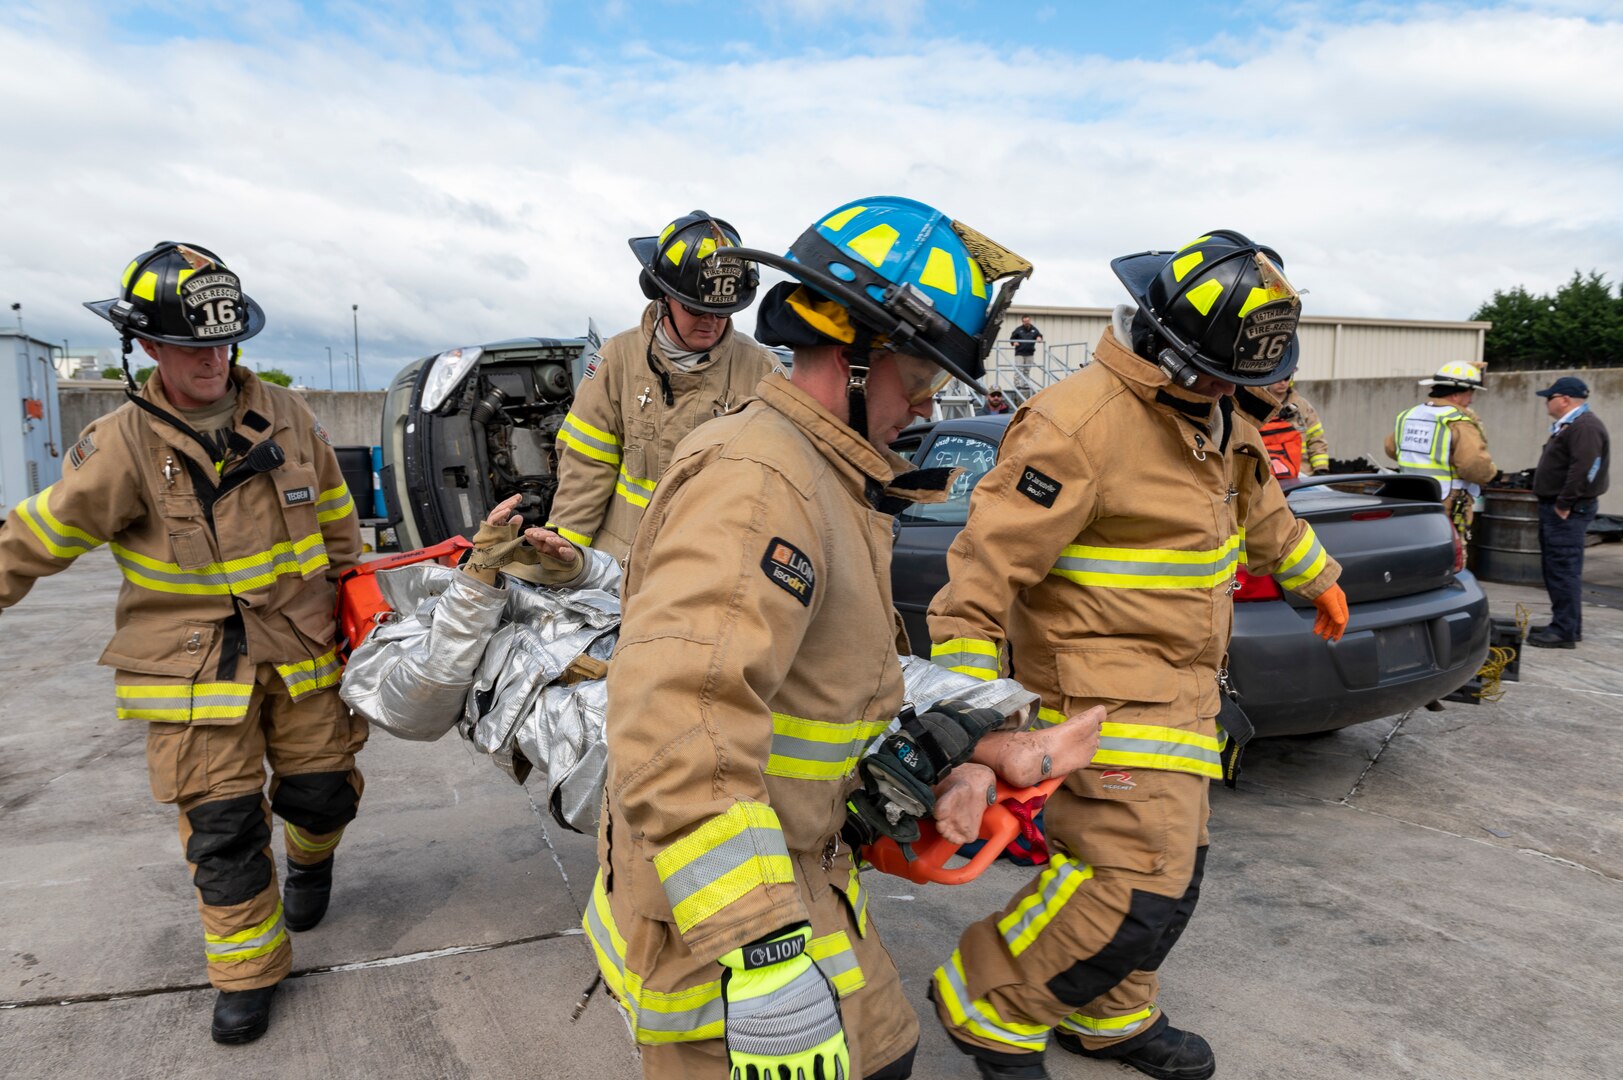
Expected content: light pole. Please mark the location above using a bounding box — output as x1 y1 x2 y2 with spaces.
326 346 334 391
351 304 362 391
10 301 21 337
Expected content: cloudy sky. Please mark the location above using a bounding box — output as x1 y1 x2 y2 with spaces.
2 0 1618 389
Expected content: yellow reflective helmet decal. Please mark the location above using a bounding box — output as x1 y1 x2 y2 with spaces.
1172 251 1205 282
821 205 866 232
847 223 901 268
918 247 959 295
1184 278 1224 316
1237 286 1272 318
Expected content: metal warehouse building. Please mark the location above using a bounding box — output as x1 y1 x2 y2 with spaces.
1005 305 1489 380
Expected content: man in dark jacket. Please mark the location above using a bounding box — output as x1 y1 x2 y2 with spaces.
1530 376 1610 648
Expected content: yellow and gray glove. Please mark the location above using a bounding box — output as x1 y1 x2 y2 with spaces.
719 925 848 1080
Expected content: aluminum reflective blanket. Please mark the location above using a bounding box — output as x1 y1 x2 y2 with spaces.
343 553 1035 835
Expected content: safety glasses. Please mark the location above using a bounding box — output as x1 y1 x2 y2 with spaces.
677 300 726 320
890 352 955 406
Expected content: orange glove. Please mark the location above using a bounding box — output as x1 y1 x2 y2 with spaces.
1312 583 1348 642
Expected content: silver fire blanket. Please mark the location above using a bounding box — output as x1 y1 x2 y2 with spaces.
342 550 1035 835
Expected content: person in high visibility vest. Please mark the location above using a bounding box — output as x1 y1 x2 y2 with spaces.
1265 375 1329 475
1385 361 1497 567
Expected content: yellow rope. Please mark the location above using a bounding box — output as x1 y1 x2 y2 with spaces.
1472 603 1531 703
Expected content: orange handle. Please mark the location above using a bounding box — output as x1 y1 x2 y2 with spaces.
861 775 1063 885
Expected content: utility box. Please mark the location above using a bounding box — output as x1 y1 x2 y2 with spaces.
0 331 64 518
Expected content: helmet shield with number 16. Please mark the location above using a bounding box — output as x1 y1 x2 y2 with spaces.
1112 230 1301 386
84 242 266 349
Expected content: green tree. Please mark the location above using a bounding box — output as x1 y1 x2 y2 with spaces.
134 365 155 386
1472 285 1554 370
1533 271 1622 368
257 367 294 387
100 366 123 381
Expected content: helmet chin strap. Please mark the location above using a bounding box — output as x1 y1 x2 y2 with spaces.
844 333 875 441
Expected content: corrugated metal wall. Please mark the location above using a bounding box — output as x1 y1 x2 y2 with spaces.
1007 306 1487 381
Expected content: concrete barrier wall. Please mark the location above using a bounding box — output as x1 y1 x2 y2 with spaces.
1296 368 1622 514
57 383 388 448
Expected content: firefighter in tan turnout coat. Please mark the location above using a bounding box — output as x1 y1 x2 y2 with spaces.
584 197 1036 1079
545 211 780 560
0 244 363 1045
926 233 1349 1080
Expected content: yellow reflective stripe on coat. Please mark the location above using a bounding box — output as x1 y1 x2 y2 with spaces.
765 712 891 781
285 821 343 854
204 903 287 964
315 483 355 524
930 637 1000 680
1035 706 1066 727
545 523 593 548
652 801 795 935
582 872 865 1045
583 872 724 1044
842 864 869 937
998 854 1094 956
1051 535 1241 589
276 649 342 699
807 929 866 996
1310 454 1330 470
614 464 656 510
1061 1004 1157 1038
115 681 254 722
932 949 1050 1052
1092 722 1223 779
557 411 623 466
14 486 106 560
110 533 327 595
1274 524 1329 592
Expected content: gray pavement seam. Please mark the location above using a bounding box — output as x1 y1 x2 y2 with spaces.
0 927 587 1010
526 789 589 916
1341 711 1411 803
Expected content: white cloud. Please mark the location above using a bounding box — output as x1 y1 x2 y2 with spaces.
0 3 1618 389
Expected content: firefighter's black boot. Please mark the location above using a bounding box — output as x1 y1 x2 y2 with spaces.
1054 1013 1215 1080
283 856 334 932
211 983 277 1045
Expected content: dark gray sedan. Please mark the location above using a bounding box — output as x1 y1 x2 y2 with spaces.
889 414 1490 737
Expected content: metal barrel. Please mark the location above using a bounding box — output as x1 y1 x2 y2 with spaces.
1471 489 1542 584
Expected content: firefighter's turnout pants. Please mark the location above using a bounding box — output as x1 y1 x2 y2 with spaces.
144 663 366 990
934 765 1208 1058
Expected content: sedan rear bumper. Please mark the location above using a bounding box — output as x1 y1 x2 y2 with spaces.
1229 572 1491 736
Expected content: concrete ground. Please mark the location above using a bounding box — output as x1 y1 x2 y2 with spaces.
3 548 1620 1080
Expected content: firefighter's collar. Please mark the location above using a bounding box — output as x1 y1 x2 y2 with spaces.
639 301 731 373
141 366 283 462
755 375 902 490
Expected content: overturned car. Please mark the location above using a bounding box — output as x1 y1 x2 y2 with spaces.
379 327 601 550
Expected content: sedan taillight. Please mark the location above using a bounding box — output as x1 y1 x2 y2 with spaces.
1234 567 1283 602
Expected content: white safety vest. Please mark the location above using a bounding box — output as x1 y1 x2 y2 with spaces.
1394 403 1479 498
